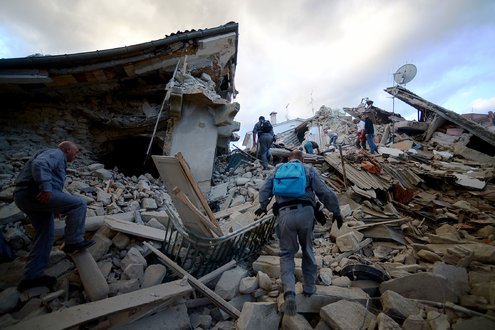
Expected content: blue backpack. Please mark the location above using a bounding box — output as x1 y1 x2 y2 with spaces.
272 162 307 197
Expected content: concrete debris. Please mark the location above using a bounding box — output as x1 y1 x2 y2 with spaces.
320 300 376 330
1 91 495 329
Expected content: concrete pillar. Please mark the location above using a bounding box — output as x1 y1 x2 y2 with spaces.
71 249 109 301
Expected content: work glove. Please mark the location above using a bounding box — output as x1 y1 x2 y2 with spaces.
333 214 343 229
255 208 267 217
314 209 327 226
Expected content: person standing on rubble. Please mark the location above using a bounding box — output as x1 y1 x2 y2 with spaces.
255 150 343 316
252 116 274 169
353 117 366 150
489 111 495 126
303 140 320 154
363 110 378 154
324 129 338 146
14 141 95 291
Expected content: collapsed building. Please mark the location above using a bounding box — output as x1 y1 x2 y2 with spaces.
1 21 495 329
0 21 240 192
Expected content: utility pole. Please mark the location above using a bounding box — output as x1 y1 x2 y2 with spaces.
310 92 315 115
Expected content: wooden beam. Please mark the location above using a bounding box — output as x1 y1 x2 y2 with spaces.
105 216 166 241
144 242 241 319
176 152 220 228
172 186 222 237
7 279 192 330
352 217 412 230
108 259 237 328
213 202 255 219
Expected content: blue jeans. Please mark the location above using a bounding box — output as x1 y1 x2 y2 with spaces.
304 142 314 154
258 133 273 169
14 189 87 279
278 204 316 295
366 134 378 154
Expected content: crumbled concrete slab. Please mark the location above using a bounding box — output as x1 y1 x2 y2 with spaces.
290 283 369 314
219 294 254 320
452 316 495 330
0 202 25 225
121 247 147 270
236 302 280 330
117 302 191 330
432 262 469 298
376 312 402 330
336 231 362 252
239 276 258 294
402 314 429 330
88 233 112 261
281 313 313 330
320 300 376 330
142 264 167 288
214 266 248 300
0 287 20 314
380 272 458 303
252 255 301 279
257 271 273 291
427 310 450 329
381 290 420 322
12 297 46 320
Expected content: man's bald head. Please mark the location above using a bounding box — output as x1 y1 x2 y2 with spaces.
288 150 304 162
58 141 79 162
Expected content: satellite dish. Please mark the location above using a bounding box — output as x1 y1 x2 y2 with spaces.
393 64 417 85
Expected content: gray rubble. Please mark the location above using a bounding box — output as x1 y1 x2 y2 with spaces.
1 103 495 329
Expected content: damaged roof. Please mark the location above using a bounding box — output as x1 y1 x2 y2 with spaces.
0 22 239 100
385 86 495 149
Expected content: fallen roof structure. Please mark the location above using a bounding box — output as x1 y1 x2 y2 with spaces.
385 86 495 154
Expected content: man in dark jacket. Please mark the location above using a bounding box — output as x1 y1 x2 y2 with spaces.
255 150 343 315
252 116 274 169
363 111 378 154
14 141 95 291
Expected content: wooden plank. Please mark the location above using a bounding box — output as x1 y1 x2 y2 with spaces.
144 242 241 319
152 155 213 237
213 202 255 219
6 279 192 330
105 216 165 241
172 186 222 237
352 217 412 230
176 152 220 227
108 259 237 328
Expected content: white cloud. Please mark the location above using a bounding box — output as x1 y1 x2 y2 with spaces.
1 0 495 136
472 97 495 113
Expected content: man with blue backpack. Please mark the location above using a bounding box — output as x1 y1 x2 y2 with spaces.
255 150 343 316
252 116 274 169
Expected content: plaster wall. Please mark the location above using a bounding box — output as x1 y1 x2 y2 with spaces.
169 99 218 192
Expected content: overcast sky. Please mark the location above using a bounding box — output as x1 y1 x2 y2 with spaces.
1 0 494 139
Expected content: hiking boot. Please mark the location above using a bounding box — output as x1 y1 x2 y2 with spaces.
63 239 95 254
303 288 316 297
283 291 297 316
17 275 57 291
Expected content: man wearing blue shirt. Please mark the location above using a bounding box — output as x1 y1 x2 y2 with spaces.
14 141 94 291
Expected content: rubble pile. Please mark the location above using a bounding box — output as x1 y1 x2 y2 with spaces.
1 104 495 329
